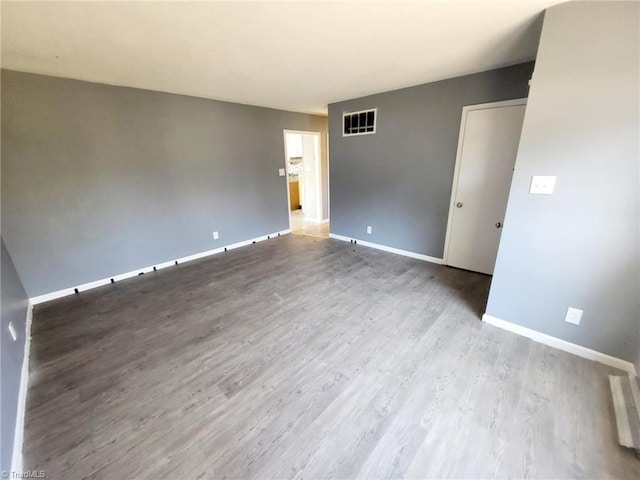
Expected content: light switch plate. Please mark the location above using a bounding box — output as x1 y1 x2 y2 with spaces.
564 307 583 325
278 168 286 177
530 176 556 195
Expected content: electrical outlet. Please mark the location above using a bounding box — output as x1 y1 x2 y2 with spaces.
564 307 583 325
278 168 286 177
530 176 556 195
8 322 17 341
366 226 372 234
213 231 219 240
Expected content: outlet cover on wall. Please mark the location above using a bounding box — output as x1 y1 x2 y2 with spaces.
366 226 372 234
213 231 219 240
278 168 286 177
564 307 583 325
530 176 556 195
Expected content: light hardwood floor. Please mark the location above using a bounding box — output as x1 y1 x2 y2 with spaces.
290 209 329 238
25 234 639 479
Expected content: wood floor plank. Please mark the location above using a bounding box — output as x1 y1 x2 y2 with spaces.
23 234 640 479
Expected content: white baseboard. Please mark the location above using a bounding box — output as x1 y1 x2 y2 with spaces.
30 229 291 305
482 314 637 375
11 301 33 474
329 233 444 265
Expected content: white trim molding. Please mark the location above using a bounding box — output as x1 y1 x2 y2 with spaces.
329 233 443 265
12 301 34 475
30 230 291 305
283 129 323 225
482 314 637 375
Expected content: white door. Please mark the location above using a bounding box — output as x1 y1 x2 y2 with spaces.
445 101 526 275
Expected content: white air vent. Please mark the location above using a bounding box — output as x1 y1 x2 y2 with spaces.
343 109 376 136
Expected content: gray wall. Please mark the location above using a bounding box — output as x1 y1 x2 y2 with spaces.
1 70 327 297
1 238 30 473
486 1 640 362
328 62 534 257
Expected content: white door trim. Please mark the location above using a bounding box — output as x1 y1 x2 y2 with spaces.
326 132 330 223
283 130 322 226
311 134 322 223
442 98 527 266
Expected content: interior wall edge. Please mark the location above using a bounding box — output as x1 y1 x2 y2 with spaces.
10 301 33 475
485 1 640 366
0 237 31 473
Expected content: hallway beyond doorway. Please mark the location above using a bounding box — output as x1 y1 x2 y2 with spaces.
290 210 329 238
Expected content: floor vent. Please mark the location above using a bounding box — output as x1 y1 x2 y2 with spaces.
609 373 640 457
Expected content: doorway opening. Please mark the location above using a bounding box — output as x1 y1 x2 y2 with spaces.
283 130 329 238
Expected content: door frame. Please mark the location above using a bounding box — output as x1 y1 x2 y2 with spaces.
442 98 527 266
282 130 322 230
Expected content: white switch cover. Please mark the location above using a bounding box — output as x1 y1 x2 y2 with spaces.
366 226 372 234
213 231 219 240
564 307 583 325
278 168 286 177
530 176 556 195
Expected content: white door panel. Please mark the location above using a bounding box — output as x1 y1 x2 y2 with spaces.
446 104 526 275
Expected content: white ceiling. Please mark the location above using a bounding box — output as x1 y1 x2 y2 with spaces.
1 1 565 115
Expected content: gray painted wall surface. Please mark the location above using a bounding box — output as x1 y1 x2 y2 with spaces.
1 70 327 297
1 238 29 473
328 62 534 257
486 2 640 362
